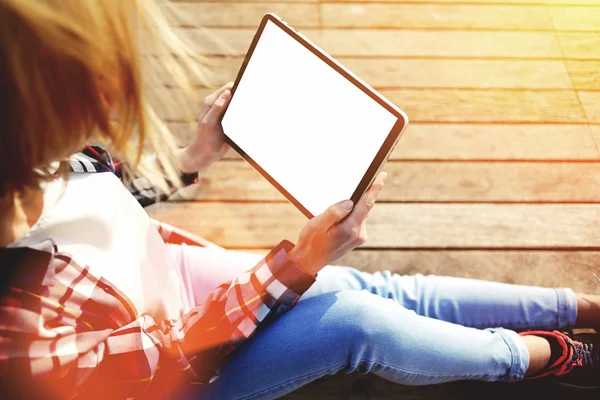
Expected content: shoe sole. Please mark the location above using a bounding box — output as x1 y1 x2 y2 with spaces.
557 382 600 390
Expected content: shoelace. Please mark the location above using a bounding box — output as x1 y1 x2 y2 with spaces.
585 272 600 368
564 336 600 371
580 342 600 368
558 273 600 373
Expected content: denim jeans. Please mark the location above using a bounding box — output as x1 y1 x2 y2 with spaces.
172 246 578 400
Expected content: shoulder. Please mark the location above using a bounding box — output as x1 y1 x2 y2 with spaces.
69 145 120 175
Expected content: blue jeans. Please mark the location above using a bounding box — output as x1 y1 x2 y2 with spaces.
180 249 577 400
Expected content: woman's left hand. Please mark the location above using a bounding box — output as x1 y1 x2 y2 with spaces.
178 82 234 173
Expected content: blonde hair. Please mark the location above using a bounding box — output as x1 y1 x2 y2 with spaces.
0 0 213 197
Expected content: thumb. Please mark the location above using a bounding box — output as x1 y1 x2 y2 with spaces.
314 200 354 228
204 90 231 126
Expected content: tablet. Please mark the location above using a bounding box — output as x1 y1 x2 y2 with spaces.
222 13 408 218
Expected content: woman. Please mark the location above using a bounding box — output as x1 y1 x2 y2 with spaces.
0 0 598 399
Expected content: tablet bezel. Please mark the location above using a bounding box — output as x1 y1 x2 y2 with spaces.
222 13 408 219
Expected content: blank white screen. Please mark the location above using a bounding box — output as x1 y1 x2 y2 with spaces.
222 20 398 217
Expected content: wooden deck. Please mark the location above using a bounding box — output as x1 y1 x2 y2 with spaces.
149 1 600 398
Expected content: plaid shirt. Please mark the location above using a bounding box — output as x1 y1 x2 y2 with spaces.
0 147 315 399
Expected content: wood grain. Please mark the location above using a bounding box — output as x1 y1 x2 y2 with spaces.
321 4 553 30
166 28 319 57
378 89 585 123
323 0 599 4
130 0 600 399
235 248 600 294
550 7 600 32
565 61 600 90
174 0 599 4
590 125 600 152
558 32 600 60
165 4 600 33
167 122 600 161
338 59 572 89
162 29 563 59
152 2 600 397
146 203 600 249
285 375 596 400
145 29 592 62
318 30 561 58
390 124 599 160
156 87 586 123
334 250 600 293
177 161 600 203
171 3 318 28
579 91 600 123
150 57 573 89
170 0 317 2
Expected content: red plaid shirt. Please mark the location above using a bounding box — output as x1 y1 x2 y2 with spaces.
0 147 315 399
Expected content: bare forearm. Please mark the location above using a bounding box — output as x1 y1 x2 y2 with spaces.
176 146 213 174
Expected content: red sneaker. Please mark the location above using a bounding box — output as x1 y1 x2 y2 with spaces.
520 330 599 389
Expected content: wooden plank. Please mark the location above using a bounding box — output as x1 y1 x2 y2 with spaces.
148 87 202 123
286 375 596 400
565 61 600 90
146 203 600 248
579 91 600 123
550 6 600 31
341 59 571 89
235 248 600 294
179 161 600 202
170 3 318 28
321 4 553 30
140 28 256 57
318 30 561 58
557 32 600 60
174 0 598 4
392 124 599 160
323 0 600 4
157 87 586 123
379 89 585 123
167 122 600 161
163 28 320 57
170 0 317 2
336 250 600 293
589 126 600 151
150 57 572 89
146 56 238 88
162 29 562 58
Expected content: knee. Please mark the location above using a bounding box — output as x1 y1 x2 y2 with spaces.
331 290 416 350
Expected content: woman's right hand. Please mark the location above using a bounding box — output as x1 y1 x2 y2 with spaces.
287 172 387 276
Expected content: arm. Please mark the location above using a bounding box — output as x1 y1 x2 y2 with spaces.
4 174 387 399
70 83 235 208
123 83 235 207
70 145 199 208
0 241 314 399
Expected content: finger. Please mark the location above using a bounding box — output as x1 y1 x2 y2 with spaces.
203 89 232 127
198 82 234 121
312 199 354 230
347 172 387 224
